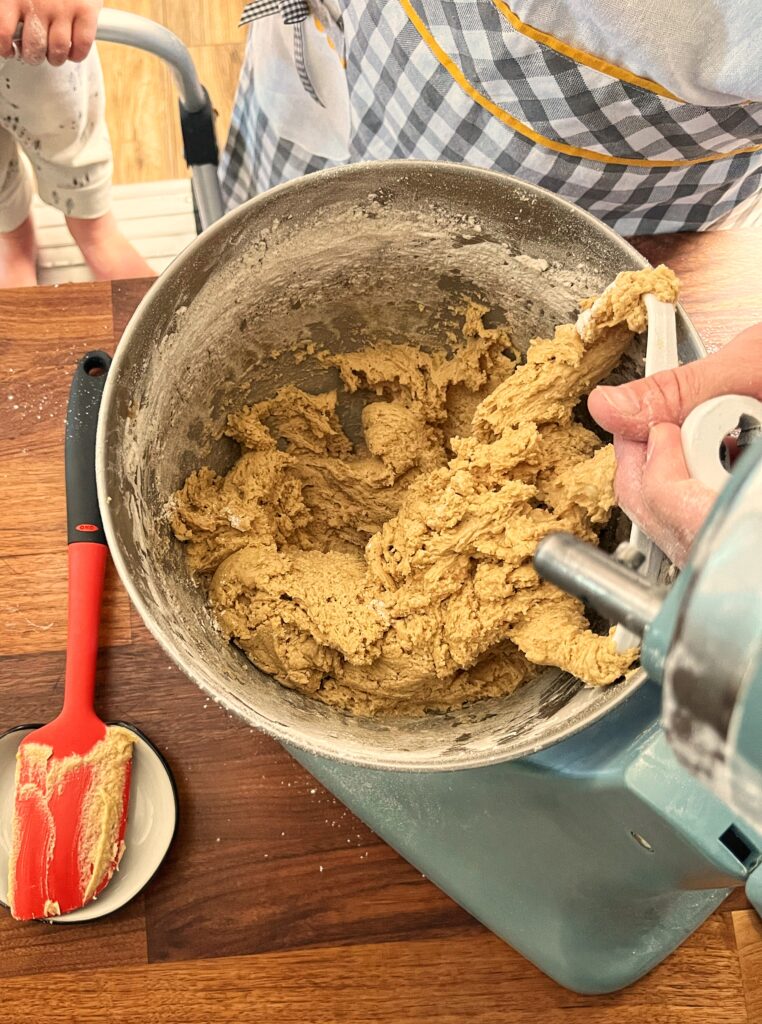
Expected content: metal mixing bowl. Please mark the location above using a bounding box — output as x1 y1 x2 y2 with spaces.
96 161 703 770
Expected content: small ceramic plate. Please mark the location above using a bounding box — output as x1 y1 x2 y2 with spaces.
0 723 177 923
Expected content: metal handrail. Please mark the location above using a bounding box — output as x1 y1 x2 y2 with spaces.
13 8 226 229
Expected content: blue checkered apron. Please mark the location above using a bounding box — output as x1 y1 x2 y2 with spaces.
221 0 762 233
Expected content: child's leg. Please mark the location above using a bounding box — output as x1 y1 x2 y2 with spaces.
0 128 37 287
66 211 154 280
4 50 153 280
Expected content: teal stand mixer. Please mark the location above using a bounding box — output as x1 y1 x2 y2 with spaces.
94 163 762 997
295 436 762 993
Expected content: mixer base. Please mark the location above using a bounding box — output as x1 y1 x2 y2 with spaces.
292 683 760 993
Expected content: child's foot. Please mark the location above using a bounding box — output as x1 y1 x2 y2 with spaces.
0 217 38 288
66 212 156 281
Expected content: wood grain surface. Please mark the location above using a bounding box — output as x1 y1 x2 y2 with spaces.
101 0 177 186
0 228 760 1022
102 0 244 186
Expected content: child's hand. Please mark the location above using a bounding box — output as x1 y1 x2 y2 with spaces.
0 0 103 66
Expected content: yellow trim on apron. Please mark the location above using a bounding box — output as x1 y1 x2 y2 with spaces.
313 13 348 66
491 0 682 102
400 0 762 168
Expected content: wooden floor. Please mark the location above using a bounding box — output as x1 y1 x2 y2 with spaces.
100 0 245 184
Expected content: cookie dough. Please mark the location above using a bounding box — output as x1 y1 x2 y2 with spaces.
170 265 678 716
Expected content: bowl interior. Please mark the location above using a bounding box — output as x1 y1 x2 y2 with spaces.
98 162 701 770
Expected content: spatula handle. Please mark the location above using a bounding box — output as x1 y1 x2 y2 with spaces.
66 352 111 544
63 352 112 715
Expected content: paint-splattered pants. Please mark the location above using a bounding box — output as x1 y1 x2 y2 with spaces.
0 48 112 232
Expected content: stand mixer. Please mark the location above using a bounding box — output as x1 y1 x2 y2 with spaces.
536 436 762 859
95 161 762 994
297 440 762 992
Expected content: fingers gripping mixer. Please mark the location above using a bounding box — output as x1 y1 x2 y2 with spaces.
535 440 762 843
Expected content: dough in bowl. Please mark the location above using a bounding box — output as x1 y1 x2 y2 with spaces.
170 266 677 716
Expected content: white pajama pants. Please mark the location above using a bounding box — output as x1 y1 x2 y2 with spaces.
0 48 112 232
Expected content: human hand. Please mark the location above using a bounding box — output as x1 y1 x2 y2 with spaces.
0 0 102 66
588 324 762 566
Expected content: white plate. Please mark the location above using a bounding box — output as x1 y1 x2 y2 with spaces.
0 724 177 923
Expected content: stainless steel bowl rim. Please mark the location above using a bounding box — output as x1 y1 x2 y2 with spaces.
95 160 703 771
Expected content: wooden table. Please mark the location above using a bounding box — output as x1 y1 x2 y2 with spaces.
1 229 761 1023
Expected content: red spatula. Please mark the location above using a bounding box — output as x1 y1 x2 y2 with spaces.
8 351 134 920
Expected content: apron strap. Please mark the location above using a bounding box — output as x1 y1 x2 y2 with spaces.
240 0 321 104
240 0 310 26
